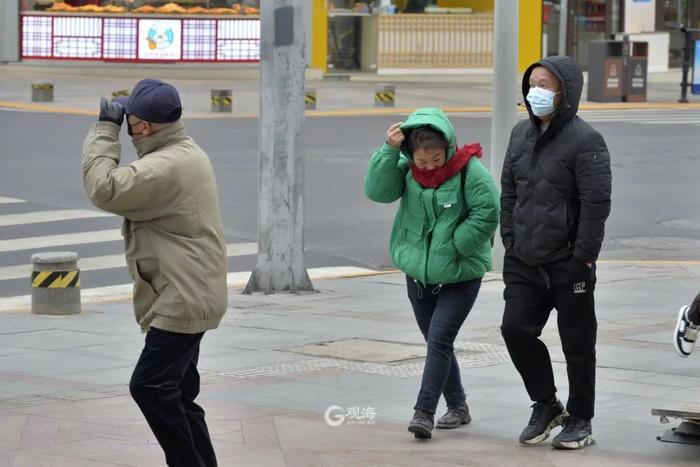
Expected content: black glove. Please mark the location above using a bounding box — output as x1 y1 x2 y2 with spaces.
99 97 125 126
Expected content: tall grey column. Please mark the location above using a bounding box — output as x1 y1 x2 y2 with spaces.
0 1 19 63
245 0 313 294
558 0 568 57
489 0 519 272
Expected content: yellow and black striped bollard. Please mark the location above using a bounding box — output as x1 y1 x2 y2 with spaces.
211 89 233 113
305 88 317 110
31 252 81 315
111 89 131 99
374 84 395 107
31 82 54 102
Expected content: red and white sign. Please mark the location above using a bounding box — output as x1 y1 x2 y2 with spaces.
21 13 260 63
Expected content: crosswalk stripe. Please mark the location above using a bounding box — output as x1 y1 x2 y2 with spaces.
0 209 113 227
601 121 700 125
0 266 383 312
582 114 700 120
0 229 123 253
0 197 25 204
453 108 700 127
0 243 258 280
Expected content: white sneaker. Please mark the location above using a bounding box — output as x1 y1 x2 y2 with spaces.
674 305 699 357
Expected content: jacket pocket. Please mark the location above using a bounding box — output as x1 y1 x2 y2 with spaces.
400 210 425 239
563 200 571 248
436 190 458 210
514 177 529 203
566 256 593 283
130 260 159 319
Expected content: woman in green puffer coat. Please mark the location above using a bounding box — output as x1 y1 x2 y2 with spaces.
364 108 499 439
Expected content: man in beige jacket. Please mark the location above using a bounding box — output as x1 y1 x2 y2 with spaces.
82 79 227 467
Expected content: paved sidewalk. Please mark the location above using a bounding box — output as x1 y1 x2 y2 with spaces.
2 63 700 119
1 262 699 466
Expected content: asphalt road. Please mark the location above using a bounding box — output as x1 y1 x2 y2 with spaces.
1 109 700 296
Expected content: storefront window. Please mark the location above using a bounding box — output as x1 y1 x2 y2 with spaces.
662 0 700 67
328 1 480 14
544 0 621 68
543 1 561 57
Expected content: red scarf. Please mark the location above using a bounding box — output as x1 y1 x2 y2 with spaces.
410 143 483 189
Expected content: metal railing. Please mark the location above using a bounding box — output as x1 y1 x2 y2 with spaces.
377 14 493 69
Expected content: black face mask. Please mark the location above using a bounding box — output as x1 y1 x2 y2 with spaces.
127 120 145 138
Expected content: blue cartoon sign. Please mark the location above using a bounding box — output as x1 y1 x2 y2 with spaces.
138 19 181 60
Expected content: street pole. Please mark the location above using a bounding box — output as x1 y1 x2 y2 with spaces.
678 27 700 103
245 0 313 294
558 0 568 56
0 0 19 63
490 0 519 272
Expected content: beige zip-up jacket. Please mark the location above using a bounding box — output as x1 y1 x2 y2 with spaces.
82 121 227 334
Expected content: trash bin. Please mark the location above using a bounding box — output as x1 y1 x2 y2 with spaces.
624 41 648 103
588 40 624 102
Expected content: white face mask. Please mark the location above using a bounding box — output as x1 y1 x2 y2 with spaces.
526 87 560 117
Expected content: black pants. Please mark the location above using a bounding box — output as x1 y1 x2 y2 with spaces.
407 276 482 414
500 252 597 421
130 328 217 467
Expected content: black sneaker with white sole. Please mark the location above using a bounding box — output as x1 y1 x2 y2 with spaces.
518 399 566 445
551 416 595 449
674 305 699 358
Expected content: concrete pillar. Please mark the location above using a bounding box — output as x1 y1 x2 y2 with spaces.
0 1 20 63
310 0 328 73
559 0 568 57
245 0 313 294
31 252 81 315
490 0 519 272
518 0 542 72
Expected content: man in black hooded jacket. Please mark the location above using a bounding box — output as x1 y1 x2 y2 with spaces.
499 56 612 450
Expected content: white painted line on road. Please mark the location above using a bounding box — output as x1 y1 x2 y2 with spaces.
0 209 113 227
0 229 123 253
0 243 258 280
0 196 25 204
0 266 383 312
584 115 700 122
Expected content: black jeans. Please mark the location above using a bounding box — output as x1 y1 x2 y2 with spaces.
129 328 217 467
406 276 482 414
500 252 597 421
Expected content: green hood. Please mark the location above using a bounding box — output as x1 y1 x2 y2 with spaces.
365 107 500 285
400 108 457 160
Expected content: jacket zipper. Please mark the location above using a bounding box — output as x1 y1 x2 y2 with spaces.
423 229 432 286
527 141 539 256
564 200 571 248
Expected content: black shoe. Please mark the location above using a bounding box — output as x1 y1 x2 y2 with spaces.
408 409 434 439
518 399 566 445
551 416 595 449
436 403 471 429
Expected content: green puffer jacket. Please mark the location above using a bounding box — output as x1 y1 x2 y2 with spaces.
364 108 500 285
